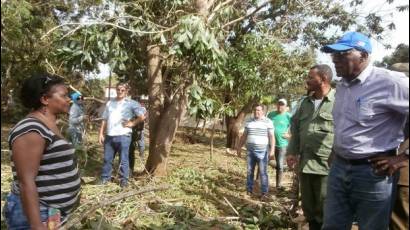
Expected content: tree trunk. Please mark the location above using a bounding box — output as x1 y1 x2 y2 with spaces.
201 118 207 136
144 0 213 176
225 98 258 149
144 95 187 176
193 118 200 135
225 115 244 149
144 44 189 176
145 45 166 175
210 118 216 161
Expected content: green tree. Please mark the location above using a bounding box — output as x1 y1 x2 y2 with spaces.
375 43 409 68
3 0 407 175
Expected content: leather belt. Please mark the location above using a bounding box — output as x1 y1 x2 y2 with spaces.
336 149 397 165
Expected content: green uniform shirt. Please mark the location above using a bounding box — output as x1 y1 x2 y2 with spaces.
287 89 336 175
267 111 291 148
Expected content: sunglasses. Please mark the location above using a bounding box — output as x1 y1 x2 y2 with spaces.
330 49 356 60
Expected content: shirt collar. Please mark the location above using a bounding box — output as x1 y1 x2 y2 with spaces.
308 88 335 102
341 64 373 86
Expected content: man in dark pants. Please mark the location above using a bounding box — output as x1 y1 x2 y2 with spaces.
129 119 145 174
129 96 146 175
286 64 335 230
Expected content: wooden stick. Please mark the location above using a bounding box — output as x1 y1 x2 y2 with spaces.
223 196 240 216
62 184 171 229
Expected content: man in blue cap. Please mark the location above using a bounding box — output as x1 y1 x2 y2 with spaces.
68 92 87 147
321 31 409 230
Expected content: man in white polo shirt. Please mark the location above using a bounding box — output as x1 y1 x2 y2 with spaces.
99 83 145 188
237 104 275 200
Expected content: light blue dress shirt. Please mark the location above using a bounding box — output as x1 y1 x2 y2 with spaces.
332 65 409 159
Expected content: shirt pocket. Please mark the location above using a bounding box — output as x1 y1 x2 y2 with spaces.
357 99 376 124
316 112 334 133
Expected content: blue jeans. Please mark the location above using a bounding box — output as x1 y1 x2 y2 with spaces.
3 193 55 229
322 156 394 230
275 146 287 172
101 135 132 183
246 147 269 194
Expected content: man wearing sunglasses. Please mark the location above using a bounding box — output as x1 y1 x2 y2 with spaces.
321 32 409 230
98 83 145 188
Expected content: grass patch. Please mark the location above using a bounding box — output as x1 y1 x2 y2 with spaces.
1 123 298 229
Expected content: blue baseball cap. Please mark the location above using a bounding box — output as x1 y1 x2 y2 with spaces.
70 92 82 101
321 32 372 54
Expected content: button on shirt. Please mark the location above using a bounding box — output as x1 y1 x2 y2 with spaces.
287 89 335 175
102 98 146 136
332 65 409 159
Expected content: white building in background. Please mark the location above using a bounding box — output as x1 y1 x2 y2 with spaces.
105 87 117 99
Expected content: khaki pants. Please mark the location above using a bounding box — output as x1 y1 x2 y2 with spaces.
390 185 409 230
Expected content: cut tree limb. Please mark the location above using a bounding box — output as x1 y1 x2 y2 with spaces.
223 196 240 216
63 184 171 229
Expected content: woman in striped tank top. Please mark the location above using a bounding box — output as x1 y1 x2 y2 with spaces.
3 74 81 229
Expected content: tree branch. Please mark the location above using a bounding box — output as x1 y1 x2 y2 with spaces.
41 21 178 40
63 184 171 229
222 1 270 28
207 0 236 23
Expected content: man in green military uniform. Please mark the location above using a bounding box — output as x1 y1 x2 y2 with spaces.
286 64 335 230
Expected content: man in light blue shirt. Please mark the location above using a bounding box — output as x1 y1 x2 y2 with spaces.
321 32 409 230
99 83 145 188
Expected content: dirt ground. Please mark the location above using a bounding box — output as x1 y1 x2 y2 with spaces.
1 123 344 229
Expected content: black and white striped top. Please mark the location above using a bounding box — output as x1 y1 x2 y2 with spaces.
8 117 81 215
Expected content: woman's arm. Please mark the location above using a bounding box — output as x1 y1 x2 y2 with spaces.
12 132 47 230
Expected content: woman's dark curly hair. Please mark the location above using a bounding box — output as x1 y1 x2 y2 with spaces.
20 73 65 110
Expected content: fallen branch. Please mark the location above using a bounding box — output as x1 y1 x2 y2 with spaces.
63 184 171 229
203 216 240 221
223 196 240 216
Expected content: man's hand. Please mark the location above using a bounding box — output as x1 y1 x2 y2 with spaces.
283 132 291 140
269 150 275 161
98 134 105 145
369 154 409 176
122 120 134 128
286 155 298 170
31 223 47 230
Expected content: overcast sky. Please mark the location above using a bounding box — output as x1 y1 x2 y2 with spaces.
318 0 409 66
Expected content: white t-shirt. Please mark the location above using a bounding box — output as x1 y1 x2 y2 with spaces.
313 99 323 110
